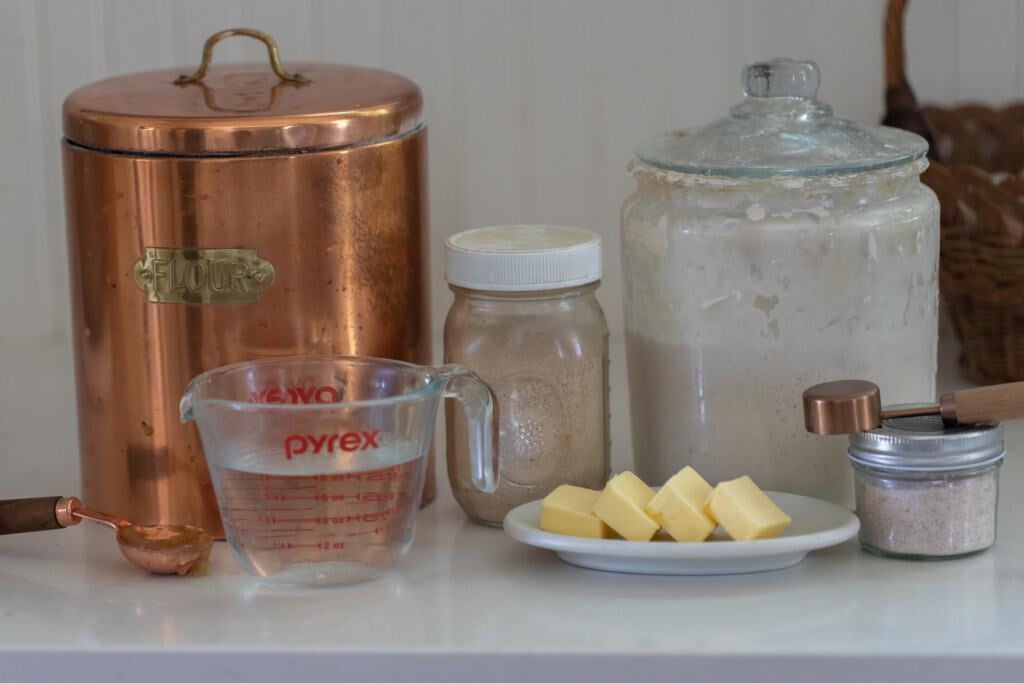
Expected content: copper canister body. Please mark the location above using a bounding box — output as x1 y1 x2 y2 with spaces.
63 132 431 538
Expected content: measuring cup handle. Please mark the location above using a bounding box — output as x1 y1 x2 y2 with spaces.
439 365 499 494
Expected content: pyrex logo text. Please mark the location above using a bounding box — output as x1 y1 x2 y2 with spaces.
250 385 341 404
284 430 381 459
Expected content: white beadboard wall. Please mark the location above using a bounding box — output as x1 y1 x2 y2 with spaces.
0 0 1020 350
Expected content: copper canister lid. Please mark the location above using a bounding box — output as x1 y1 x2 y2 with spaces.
63 29 422 155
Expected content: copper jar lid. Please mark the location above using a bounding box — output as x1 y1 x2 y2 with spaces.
63 29 423 155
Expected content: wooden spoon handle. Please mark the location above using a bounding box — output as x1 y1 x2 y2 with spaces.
0 497 80 535
943 382 1024 424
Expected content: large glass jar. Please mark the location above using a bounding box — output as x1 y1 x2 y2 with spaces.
444 225 610 526
621 60 939 506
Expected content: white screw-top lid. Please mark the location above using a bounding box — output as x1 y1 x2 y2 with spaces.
445 225 602 291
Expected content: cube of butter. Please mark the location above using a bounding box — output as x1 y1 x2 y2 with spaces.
705 475 792 540
592 471 659 542
644 466 716 542
540 485 614 539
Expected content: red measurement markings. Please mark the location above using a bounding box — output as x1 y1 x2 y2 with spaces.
263 476 325 486
316 467 412 483
259 507 402 526
254 534 397 551
306 491 400 503
229 490 414 504
230 528 316 534
256 533 322 539
221 507 316 513
264 540 348 552
220 488 319 497
223 481 321 491
240 466 415 483
344 526 393 537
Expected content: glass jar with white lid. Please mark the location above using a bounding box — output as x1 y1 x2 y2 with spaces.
444 225 610 526
621 59 939 506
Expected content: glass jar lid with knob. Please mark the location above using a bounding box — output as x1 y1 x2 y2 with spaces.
637 58 927 178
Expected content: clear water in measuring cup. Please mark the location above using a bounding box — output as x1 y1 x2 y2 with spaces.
210 439 426 585
182 355 498 585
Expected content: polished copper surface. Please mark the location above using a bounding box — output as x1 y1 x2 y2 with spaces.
63 62 422 154
803 379 943 435
64 129 431 539
803 380 883 435
54 496 82 528
115 524 213 576
805 379 1024 435
939 392 957 421
881 404 938 420
73 506 213 575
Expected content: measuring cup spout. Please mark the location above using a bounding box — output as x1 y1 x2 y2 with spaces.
178 376 209 423
437 365 500 494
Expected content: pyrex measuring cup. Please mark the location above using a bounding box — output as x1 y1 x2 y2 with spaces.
180 356 498 586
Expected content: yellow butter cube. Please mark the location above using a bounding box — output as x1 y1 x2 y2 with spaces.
539 485 614 539
644 466 716 542
592 471 659 542
705 475 792 541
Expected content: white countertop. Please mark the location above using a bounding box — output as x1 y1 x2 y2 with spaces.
2 334 1023 683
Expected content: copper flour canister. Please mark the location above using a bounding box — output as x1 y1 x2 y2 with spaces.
61 30 432 537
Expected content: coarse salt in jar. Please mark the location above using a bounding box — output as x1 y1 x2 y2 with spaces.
444 225 610 526
849 413 1004 559
621 59 939 505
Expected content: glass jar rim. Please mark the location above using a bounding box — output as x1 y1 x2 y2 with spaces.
848 411 1005 472
448 281 600 297
629 156 929 189
849 455 1004 476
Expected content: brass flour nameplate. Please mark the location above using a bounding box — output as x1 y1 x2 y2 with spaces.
133 247 275 304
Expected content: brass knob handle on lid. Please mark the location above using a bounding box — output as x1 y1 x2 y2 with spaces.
803 379 1024 435
175 28 309 85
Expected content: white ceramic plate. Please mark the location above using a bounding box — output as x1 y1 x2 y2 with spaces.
503 491 860 575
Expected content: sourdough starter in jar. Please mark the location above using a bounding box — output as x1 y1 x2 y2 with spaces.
444 225 610 526
621 60 939 505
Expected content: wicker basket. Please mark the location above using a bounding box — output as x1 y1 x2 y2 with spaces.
885 0 1024 382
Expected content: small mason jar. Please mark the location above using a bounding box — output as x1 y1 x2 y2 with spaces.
444 225 610 526
849 413 1004 560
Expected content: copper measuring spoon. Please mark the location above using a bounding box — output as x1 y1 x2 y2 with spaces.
803 379 1024 435
0 496 212 575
